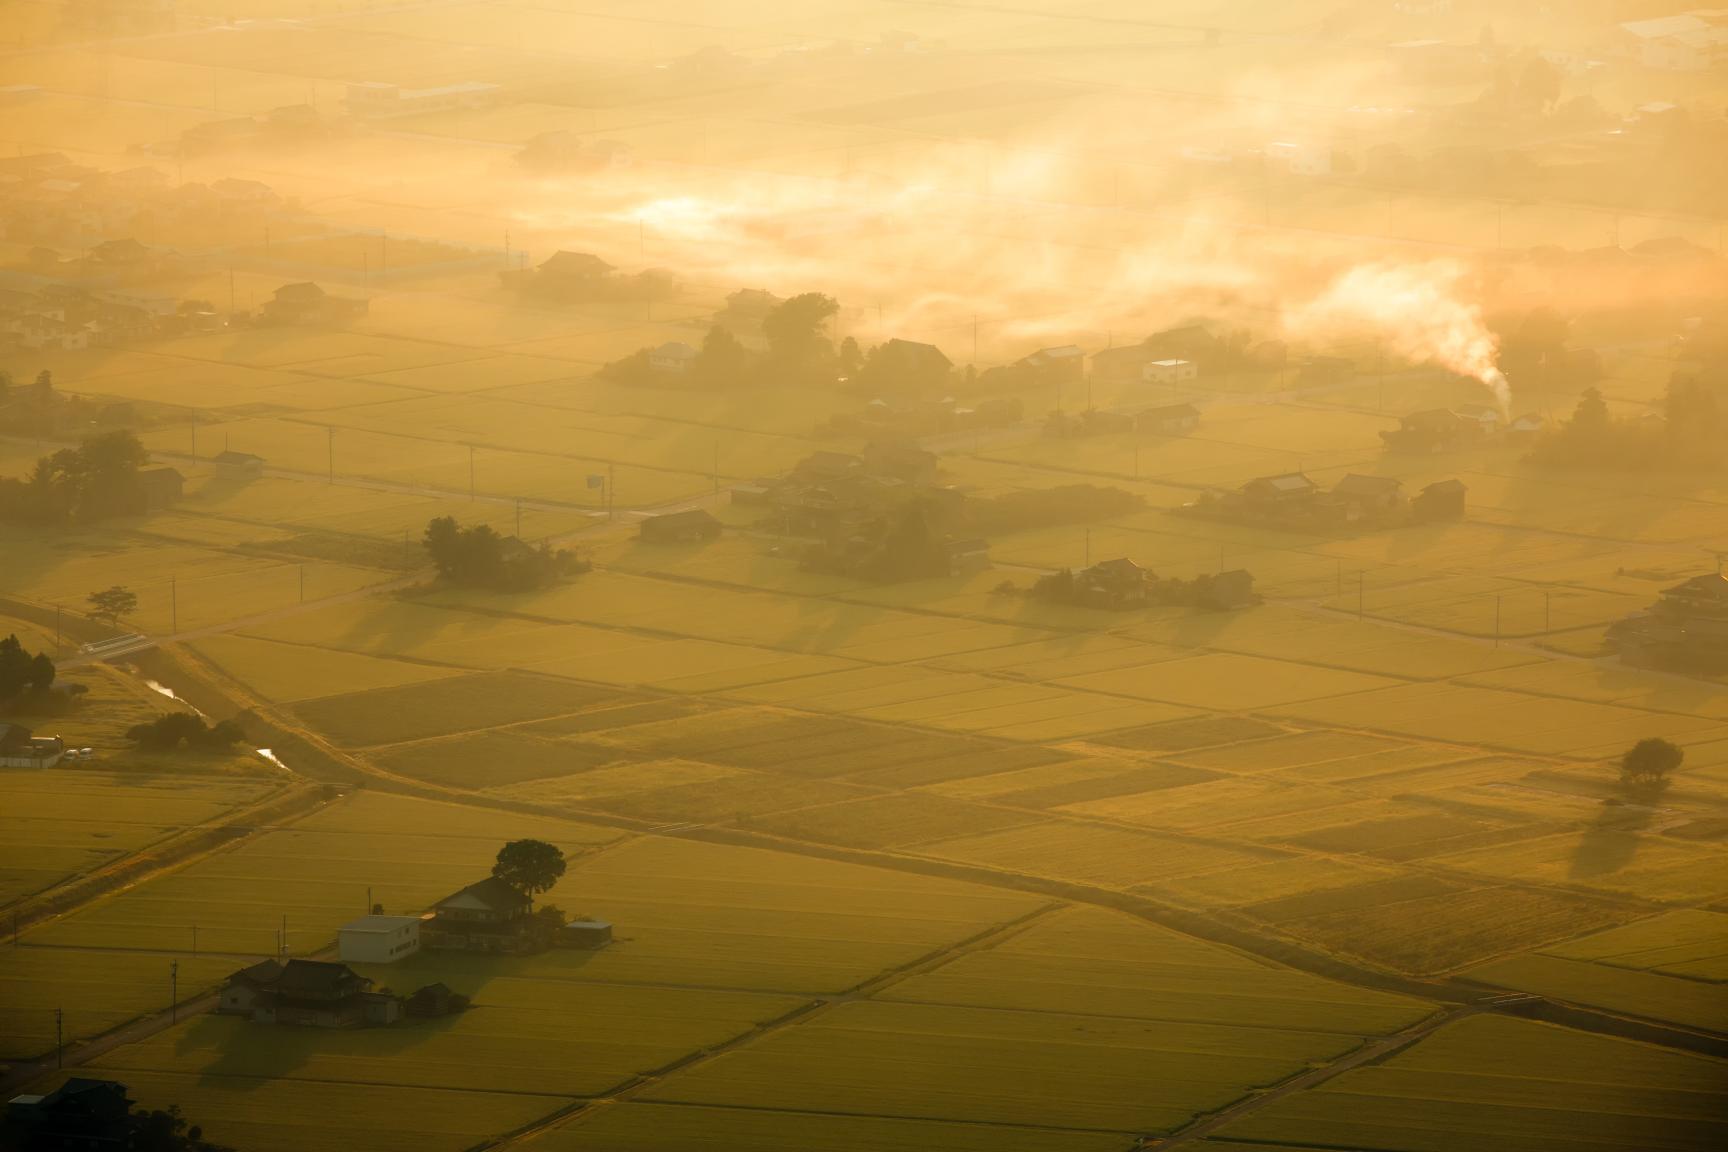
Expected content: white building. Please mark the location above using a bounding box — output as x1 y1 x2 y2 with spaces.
337 915 422 964
1620 11 1728 71
1142 358 1198 385
649 341 697 373
345 81 500 119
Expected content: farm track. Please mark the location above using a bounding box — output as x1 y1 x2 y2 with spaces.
482 903 1067 1150
1147 1003 1481 1149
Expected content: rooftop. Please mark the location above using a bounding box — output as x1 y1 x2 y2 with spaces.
340 914 424 934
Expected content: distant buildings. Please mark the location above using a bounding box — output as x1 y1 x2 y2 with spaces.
639 509 722 544
345 81 501 118
1191 472 1463 530
1619 11 1728 71
1030 558 1256 612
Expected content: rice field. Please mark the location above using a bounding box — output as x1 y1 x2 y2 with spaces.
1214 1015 1728 1152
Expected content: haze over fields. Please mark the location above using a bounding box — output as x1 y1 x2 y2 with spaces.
1 2 1727 1150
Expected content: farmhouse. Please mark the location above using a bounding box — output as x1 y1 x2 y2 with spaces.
1413 478 1468 521
1075 558 1153 609
867 338 953 393
259 282 368 326
1142 358 1198 385
5 1077 133 1148
221 958 400 1027
0 723 64 767
337 914 423 964
1242 472 1317 505
1331 474 1406 520
1090 342 1161 383
1136 403 1200 436
424 877 549 954
1610 572 1728 671
1017 345 1085 382
639 509 722 544
212 450 266 476
1380 408 1480 454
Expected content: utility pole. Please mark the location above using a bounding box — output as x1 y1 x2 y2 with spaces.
298 564 304 604
54 605 61 655
712 442 720 498
1084 527 1091 568
1544 590 1551 633
170 960 179 1024
190 408 197 459
327 426 334 483
281 914 287 956
1133 445 1139 479
170 579 177 635
1336 558 1343 597
504 228 510 267
191 924 198 956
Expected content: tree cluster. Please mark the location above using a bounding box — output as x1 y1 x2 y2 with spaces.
603 292 963 397
0 635 55 701
0 430 151 524
126 712 246 752
422 516 585 591
1529 379 1725 470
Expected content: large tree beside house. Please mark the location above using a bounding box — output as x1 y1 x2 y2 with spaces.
492 839 566 903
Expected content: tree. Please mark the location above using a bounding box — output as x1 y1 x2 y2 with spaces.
1571 386 1609 432
87 585 138 629
761 292 838 382
32 369 53 403
492 838 566 903
1620 738 1683 791
694 324 750 386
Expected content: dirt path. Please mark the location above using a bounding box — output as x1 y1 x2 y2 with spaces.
1150 1005 1480 1148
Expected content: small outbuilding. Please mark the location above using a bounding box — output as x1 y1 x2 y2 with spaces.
559 919 614 949
213 450 266 476
1331 473 1406 520
648 341 697 373
1141 358 1198 385
135 466 184 511
639 509 722 544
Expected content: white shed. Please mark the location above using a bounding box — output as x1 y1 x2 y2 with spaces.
1142 358 1198 385
337 915 422 964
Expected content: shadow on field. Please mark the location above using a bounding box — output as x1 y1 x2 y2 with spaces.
1566 798 1651 881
